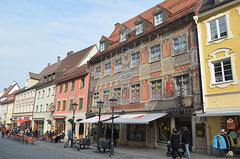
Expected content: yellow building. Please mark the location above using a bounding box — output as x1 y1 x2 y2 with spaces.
194 0 240 155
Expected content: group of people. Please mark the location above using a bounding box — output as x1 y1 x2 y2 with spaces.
105 126 119 146
170 126 191 159
43 130 65 143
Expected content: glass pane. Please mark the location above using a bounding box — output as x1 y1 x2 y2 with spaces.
210 20 218 40
218 16 227 38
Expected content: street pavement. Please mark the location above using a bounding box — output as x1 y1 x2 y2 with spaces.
0 137 239 159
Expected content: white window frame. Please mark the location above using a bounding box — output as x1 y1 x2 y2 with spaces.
204 11 233 45
135 23 143 35
150 44 161 62
93 92 99 107
105 63 111 76
132 52 140 67
95 66 101 79
207 48 238 88
115 59 122 72
120 32 126 42
154 12 163 26
100 42 105 52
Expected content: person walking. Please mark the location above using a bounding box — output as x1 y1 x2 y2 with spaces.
67 129 72 142
1 126 6 138
106 126 111 140
113 128 119 146
170 128 182 159
182 126 191 158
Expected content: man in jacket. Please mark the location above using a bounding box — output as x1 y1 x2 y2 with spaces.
171 128 182 159
1 126 6 138
182 126 191 158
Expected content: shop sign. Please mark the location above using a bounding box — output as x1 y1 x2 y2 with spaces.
167 81 174 92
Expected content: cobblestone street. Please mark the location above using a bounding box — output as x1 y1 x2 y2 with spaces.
1 137 240 159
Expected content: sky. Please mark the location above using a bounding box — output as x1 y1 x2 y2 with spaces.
0 0 163 90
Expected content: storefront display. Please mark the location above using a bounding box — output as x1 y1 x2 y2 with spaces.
128 124 145 141
157 118 171 143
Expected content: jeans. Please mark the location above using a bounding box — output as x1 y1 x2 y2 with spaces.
2 132 5 138
172 148 182 159
184 144 190 158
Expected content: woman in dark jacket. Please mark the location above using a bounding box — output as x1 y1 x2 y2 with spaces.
182 126 191 158
171 128 182 159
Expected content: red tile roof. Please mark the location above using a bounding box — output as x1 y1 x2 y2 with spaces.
54 64 88 83
92 0 199 59
1 83 17 98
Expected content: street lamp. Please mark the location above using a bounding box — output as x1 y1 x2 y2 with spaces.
109 98 118 156
71 102 78 148
97 101 104 140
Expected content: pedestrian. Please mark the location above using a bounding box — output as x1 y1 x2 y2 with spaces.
170 128 182 159
33 129 38 138
113 128 119 146
182 126 191 158
67 129 72 142
1 126 6 138
106 126 111 140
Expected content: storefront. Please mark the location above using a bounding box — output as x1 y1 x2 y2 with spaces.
55 119 66 133
33 120 44 133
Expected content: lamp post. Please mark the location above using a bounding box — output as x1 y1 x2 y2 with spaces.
71 103 78 148
97 101 104 141
109 98 118 156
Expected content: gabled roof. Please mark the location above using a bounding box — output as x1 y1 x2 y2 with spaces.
1 82 20 98
39 60 63 77
54 64 89 83
0 89 20 104
55 44 95 74
198 0 234 13
29 72 42 80
92 0 199 60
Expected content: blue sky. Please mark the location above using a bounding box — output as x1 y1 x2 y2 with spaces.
0 0 163 90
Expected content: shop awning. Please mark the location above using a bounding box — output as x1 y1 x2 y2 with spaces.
103 113 167 124
13 119 31 123
196 107 240 117
79 115 114 123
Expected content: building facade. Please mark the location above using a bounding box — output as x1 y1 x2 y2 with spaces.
88 0 203 152
194 0 240 155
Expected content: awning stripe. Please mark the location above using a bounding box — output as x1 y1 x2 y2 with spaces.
13 119 31 123
79 115 114 123
103 113 167 124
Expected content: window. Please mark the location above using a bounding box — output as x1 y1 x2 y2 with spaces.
78 98 83 110
131 84 140 102
103 90 109 105
154 12 163 26
105 63 111 76
69 99 73 110
173 35 187 55
36 105 38 112
47 88 50 97
29 92 32 98
62 100 66 111
45 104 48 111
52 74 55 80
52 87 56 95
128 124 145 141
71 80 75 91
150 44 161 61
42 90 45 98
100 42 105 52
80 77 85 89
213 59 233 83
120 32 126 42
175 75 190 96
57 101 61 111
48 75 51 81
26 93 28 98
59 84 63 93
64 83 68 92
209 16 227 41
95 67 101 79
136 23 143 35
94 93 99 106
151 80 162 100
40 105 42 112
114 88 121 102
115 59 122 72
38 91 40 99
132 52 140 67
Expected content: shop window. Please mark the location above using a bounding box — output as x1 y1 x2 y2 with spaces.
128 124 146 141
157 118 171 143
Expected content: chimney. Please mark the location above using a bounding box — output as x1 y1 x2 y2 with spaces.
57 56 60 62
67 51 74 57
115 22 120 29
4 88 7 91
48 63 51 67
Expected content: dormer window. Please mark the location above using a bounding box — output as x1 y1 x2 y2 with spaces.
120 32 126 42
135 23 143 35
154 12 163 26
100 42 105 52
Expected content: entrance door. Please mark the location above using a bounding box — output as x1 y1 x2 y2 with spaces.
55 119 65 134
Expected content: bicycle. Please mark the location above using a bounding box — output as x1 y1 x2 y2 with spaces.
64 137 81 151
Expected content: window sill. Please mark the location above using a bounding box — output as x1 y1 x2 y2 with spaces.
149 59 161 64
172 51 188 57
129 101 140 104
206 35 232 46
